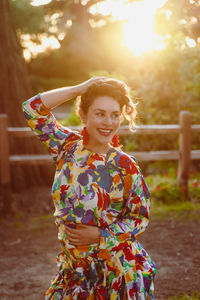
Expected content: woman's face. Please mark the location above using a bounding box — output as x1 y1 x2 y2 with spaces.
82 96 121 153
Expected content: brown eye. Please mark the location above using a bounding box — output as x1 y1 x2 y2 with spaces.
113 113 120 119
96 112 104 117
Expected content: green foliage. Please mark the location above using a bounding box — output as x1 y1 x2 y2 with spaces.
189 171 200 200
125 46 200 126
9 0 48 35
155 0 200 41
164 292 200 300
90 70 127 83
30 75 79 94
146 174 185 205
60 105 81 126
151 180 186 204
146 170 200 205
122 134 179 153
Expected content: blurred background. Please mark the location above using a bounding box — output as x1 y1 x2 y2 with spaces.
1 0 200 196
1 2 200 299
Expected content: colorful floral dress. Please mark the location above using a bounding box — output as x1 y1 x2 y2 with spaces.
22 95 156 300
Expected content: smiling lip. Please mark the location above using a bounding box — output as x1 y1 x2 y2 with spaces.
97 128 113 136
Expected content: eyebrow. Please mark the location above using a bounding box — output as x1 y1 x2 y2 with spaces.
94 109 120 113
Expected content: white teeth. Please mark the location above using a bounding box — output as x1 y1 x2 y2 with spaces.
99 129 112 133
99 129 112 132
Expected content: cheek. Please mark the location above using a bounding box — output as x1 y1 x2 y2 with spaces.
86 116 100 128
114 119 121 128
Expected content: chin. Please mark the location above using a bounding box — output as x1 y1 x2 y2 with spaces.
98 136 112 145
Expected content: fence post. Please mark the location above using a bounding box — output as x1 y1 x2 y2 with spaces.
0 114 12 213
177 111 192 199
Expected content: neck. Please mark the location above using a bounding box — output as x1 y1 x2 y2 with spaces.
85 142 110 154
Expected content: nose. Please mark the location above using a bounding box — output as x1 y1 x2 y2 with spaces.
103 115 112 126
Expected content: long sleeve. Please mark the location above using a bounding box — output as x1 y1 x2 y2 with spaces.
99 160 150 251
22 94 81 161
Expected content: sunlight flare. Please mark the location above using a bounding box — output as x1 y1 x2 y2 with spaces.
185 37 196 48
122 0 166 56
91 0 167 56
31 0 51 6
29 0 168 58
22 34 60 61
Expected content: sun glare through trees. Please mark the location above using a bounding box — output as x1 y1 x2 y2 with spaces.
90 0 167 56
27 0 199 60
28 0 168 59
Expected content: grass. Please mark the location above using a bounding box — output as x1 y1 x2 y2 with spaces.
151 201 200 221
161 292 200 300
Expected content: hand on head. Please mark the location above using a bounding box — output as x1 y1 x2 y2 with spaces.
81 77 107 94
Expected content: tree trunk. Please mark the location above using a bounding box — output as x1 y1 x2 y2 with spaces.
0 0 54 193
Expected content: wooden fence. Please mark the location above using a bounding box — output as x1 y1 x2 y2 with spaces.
0 111 200 212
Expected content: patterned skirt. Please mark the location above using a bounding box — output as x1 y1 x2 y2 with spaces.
45 220 156 300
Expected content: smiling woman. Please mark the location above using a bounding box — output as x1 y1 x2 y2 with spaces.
22 76 156 299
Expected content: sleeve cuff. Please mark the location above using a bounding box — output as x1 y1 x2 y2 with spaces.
29 94 50 116
99 228 112 249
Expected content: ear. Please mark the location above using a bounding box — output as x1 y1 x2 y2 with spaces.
79 109 87 125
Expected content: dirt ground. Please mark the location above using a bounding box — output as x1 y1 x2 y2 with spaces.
0 187 200 300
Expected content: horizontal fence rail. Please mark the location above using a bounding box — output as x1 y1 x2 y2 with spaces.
7 124 200 135
6 125 200 163
0 111 200 212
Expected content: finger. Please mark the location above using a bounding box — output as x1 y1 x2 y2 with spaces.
65 227 78 234
65 228 76 237
91 76 106 83
76 224 90 229
68 238 85 245
65 231 79 239
67 226 87 235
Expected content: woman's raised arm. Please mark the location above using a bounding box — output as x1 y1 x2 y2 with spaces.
40 77 106 109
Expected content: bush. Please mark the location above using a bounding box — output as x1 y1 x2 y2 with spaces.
60 105 81 126
146 169 200 204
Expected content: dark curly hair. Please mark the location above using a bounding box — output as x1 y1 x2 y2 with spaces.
76 78 137 130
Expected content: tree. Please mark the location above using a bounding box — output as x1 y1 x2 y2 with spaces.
28 0 130 82
0 0 31 125
0 0 54 202
155 0 200 43
9 0 48 36
9 0 137 83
